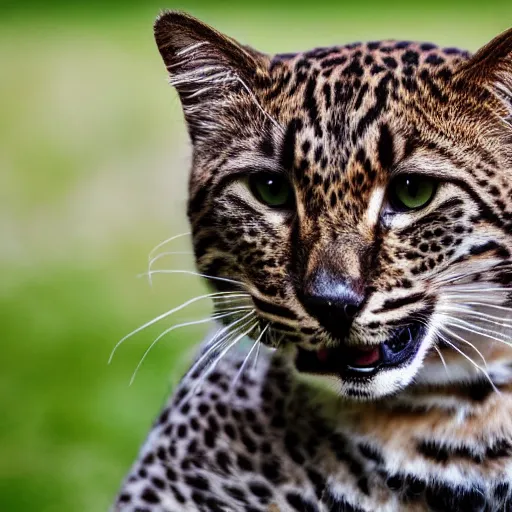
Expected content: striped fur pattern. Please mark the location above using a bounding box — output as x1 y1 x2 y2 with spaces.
114 11 512 511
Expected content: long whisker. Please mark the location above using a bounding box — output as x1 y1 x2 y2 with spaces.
440 316 512 346
128 310 246 385
148 232 191 260
434 346 449 376
444 287 512 294
442 301 512 313
182 311 256 384
434 264 512 285
193 320 259 393
179 314 257 405
140 269 245 287
148 250 194 271
108 291 244 364
230 323 269 391
436 332 500 394
438 305 512 326
213 295 252 306
439 326 492 368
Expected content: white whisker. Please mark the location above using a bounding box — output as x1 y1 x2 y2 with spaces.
443 301 512 313
181 311 256 385
439 325 490 369
440 316 512 346
434 346 449 376
230 323 269 391
252 324 269 370
194 320 259 392
179 314 257 406
148 251 194 274
140 269 244 287
128 310 246 385
148 232 191 261
108 291 243 364
438 305 512 326
436 332 500 394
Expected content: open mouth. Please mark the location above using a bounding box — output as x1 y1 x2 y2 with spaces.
295 323 424 379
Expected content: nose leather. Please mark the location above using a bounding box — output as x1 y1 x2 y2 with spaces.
301 269 365 341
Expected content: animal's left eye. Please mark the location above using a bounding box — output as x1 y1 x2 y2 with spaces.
388 174 437 211
248 173 294 208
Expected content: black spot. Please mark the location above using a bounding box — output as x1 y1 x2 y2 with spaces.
151 477 165 490
418 440 450 463
204 428 216 448
224 485 247 503
322 55 348 67
358 443 384 464
237 453 254 471
425 54 445 66
286 492 319 512
170 485 186 504
184 475 210 492
383 56 398 69
165 467 177 482
261 459 281 483
198 403 210 416
141 488 160 504
402 50 419 66
425 483 486 512
249 481 273 499
466 380 494 402
323 488 366 512
177 424 188 438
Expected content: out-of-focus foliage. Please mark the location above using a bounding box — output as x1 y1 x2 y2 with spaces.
1 1 510 510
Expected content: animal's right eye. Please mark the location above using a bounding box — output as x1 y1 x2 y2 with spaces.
248 173 294 209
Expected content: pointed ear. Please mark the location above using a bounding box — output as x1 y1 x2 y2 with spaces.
457 28 512 124
154 11 270 141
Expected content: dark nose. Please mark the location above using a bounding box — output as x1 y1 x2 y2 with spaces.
301 270 365 341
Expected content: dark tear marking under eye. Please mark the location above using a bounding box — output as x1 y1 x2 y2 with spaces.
252 296 298 321
377 123 394 170
280 118 302 171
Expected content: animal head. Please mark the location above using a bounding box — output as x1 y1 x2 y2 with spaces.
155 11 512 399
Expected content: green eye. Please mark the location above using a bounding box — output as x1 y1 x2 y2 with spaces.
248 173 294 208
390 174 437 211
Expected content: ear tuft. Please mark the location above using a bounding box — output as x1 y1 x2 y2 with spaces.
154 11 270 140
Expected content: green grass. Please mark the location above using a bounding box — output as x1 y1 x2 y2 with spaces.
1 2 511 510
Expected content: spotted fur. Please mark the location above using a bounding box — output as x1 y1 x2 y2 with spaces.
114 12 512 511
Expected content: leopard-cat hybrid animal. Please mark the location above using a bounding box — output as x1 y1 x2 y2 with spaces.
113 11 512 512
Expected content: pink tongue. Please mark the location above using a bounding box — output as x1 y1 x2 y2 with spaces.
351 347 381 367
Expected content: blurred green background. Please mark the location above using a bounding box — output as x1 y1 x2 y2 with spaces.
1 1 511 510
